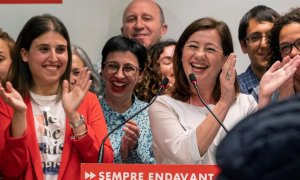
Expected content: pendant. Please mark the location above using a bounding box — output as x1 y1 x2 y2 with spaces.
43 106 50 112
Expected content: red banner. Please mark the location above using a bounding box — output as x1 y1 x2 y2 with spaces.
81 164 220 180
0 0 62 3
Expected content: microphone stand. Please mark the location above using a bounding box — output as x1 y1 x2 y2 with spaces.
189 74 229 134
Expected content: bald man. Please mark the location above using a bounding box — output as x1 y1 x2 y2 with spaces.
94 1 168 98
121 0 168 49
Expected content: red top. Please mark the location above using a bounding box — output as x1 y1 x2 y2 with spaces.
0 92 114 180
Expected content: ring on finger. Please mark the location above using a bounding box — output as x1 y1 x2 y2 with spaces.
226 70 232 80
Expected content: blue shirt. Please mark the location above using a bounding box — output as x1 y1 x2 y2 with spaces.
251 85 279 103
239 66 279 103
238 66 259 95
99 95 155 164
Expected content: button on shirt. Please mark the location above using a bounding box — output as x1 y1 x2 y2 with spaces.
99 95 155 164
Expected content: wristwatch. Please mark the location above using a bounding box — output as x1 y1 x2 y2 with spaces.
69 114 85 129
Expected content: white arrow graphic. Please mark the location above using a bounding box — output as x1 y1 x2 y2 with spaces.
85 172 96 179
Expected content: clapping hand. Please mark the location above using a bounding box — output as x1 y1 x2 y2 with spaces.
258 55 300 108
120 120 140 162
219 53 237 105
62 67 92 117
0 82 27 112
278 55 300 100
0 82 27 137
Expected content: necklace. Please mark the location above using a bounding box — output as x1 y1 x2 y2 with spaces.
29 91 57 112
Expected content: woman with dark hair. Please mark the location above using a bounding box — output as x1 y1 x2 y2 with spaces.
0 14 113 179
258 8 300 108
149 17 258 164
99 35 155 163
146 40 176 100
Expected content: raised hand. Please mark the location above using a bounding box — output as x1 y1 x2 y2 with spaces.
62 67 92 116
0 82 27 137
219 53 237 105
279 55 300 100
120 120 140 162
0 82 27 112
258 55 300 108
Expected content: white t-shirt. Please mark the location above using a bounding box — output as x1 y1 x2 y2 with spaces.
149 93 258 164
30 91 66 180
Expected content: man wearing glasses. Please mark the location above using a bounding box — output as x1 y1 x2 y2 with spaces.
237 5 280 101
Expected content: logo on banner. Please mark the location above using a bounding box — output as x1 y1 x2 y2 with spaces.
81 164 220 180
85 172 96 179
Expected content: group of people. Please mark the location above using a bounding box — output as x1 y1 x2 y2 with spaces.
0 0 299 179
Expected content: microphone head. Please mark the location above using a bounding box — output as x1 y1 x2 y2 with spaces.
160 77 169 89
189 73 197 85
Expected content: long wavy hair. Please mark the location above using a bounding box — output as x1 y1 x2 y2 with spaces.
133 59 151 102
142 40 177 102
268 7 300 67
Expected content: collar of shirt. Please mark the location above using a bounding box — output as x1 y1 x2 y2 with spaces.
99 95 148 131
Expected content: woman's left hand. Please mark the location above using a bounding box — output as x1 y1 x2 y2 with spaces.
278 55 300 100
258 55 300 108
62 67 92 117
219 53 237 105
120 120 140 161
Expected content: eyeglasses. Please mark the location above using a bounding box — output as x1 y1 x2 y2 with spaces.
244 32 269 45
102 61 140 77
279 39 300 56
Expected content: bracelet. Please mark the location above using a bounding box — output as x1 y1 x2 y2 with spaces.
70 130 88 140
69 114 85 129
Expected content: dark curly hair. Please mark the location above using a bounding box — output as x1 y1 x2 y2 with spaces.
133 54 152 102
269 7 300 67
141 40 176 102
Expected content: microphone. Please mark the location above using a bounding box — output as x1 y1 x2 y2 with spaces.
189 73 229 134
97 77 169 163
